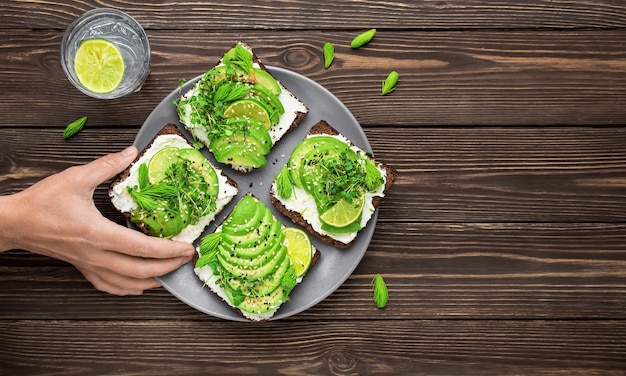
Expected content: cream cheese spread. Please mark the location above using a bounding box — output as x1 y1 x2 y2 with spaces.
109 134 238 243
271 134 387 245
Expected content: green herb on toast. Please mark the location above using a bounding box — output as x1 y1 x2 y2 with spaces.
175 42 307 172
127 148 219 238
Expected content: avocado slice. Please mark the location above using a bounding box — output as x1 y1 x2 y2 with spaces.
218 229 283 269
299 144 360 192
249 68 281 95
213 141 267 169
222 196 265 236
222 209 273 249
206 64 281 96
177 148 219 196
288 135 351 188
210 120 272 155
225 283 286 315
224 256 291 297
252 83 284 116
131 207 190 239
217 242 287 282
228 215 284 260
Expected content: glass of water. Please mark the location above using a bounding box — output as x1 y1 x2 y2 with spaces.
61 8 151 99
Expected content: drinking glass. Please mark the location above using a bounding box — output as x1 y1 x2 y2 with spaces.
61 8 151 99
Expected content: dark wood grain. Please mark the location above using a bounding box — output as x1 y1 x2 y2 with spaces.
1 127 624 223
1 30 625 127
2 320 626 375
1 0 625 30
1 221 625 321
1 0 626 374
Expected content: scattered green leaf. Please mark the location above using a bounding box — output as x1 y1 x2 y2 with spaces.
351 28 376 49
371 273 389 308
382 71 399 95
63 116 87 139
323 42 334 69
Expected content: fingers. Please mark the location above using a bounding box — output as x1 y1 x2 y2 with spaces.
77 266 162 296
78 146 138 188
93 248 192 281
96 219 195 259
77 253 193 295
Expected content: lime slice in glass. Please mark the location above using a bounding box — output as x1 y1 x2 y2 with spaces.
224 99 272 129
282 227 313 278
320 196 365 229
74 38 125 94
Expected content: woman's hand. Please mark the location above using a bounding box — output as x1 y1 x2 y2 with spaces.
0 146 195 295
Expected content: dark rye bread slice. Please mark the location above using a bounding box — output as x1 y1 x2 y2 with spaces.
109 123 238 238
228 41 308 136
193 193 321 321
270 120 398 249
110 123 181 191
178 42 308 172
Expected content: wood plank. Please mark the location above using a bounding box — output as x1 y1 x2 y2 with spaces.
1 319 625 374
1 127 624 223
2 222 625 321
1 0 625 30
0 30 625 127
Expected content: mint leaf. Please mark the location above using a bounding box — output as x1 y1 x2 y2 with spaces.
63 116 87 139
371 273 389 308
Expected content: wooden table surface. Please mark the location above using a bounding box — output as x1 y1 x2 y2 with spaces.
1 1 626 374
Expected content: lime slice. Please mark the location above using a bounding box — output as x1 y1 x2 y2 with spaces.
223 99 272 129
320 196 365 229
282 227 313 278
74 38 125 94
147 146 180 183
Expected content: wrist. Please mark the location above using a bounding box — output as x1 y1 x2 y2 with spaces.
0 194 24 252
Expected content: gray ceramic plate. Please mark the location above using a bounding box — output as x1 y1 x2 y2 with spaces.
135 67 377 321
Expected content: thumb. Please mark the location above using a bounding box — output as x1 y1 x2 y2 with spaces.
80 146 139 187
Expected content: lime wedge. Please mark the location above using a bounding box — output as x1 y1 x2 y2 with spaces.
282 227 313 278
147 146 179 183
224 99 272 129
320 196 365 229
74 38 125 94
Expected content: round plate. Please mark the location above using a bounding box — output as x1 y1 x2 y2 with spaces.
135 67 378 321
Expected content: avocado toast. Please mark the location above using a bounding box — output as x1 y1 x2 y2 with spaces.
270 120 398 248
193 194 320 321
109 123 238 243
175 42 309 172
